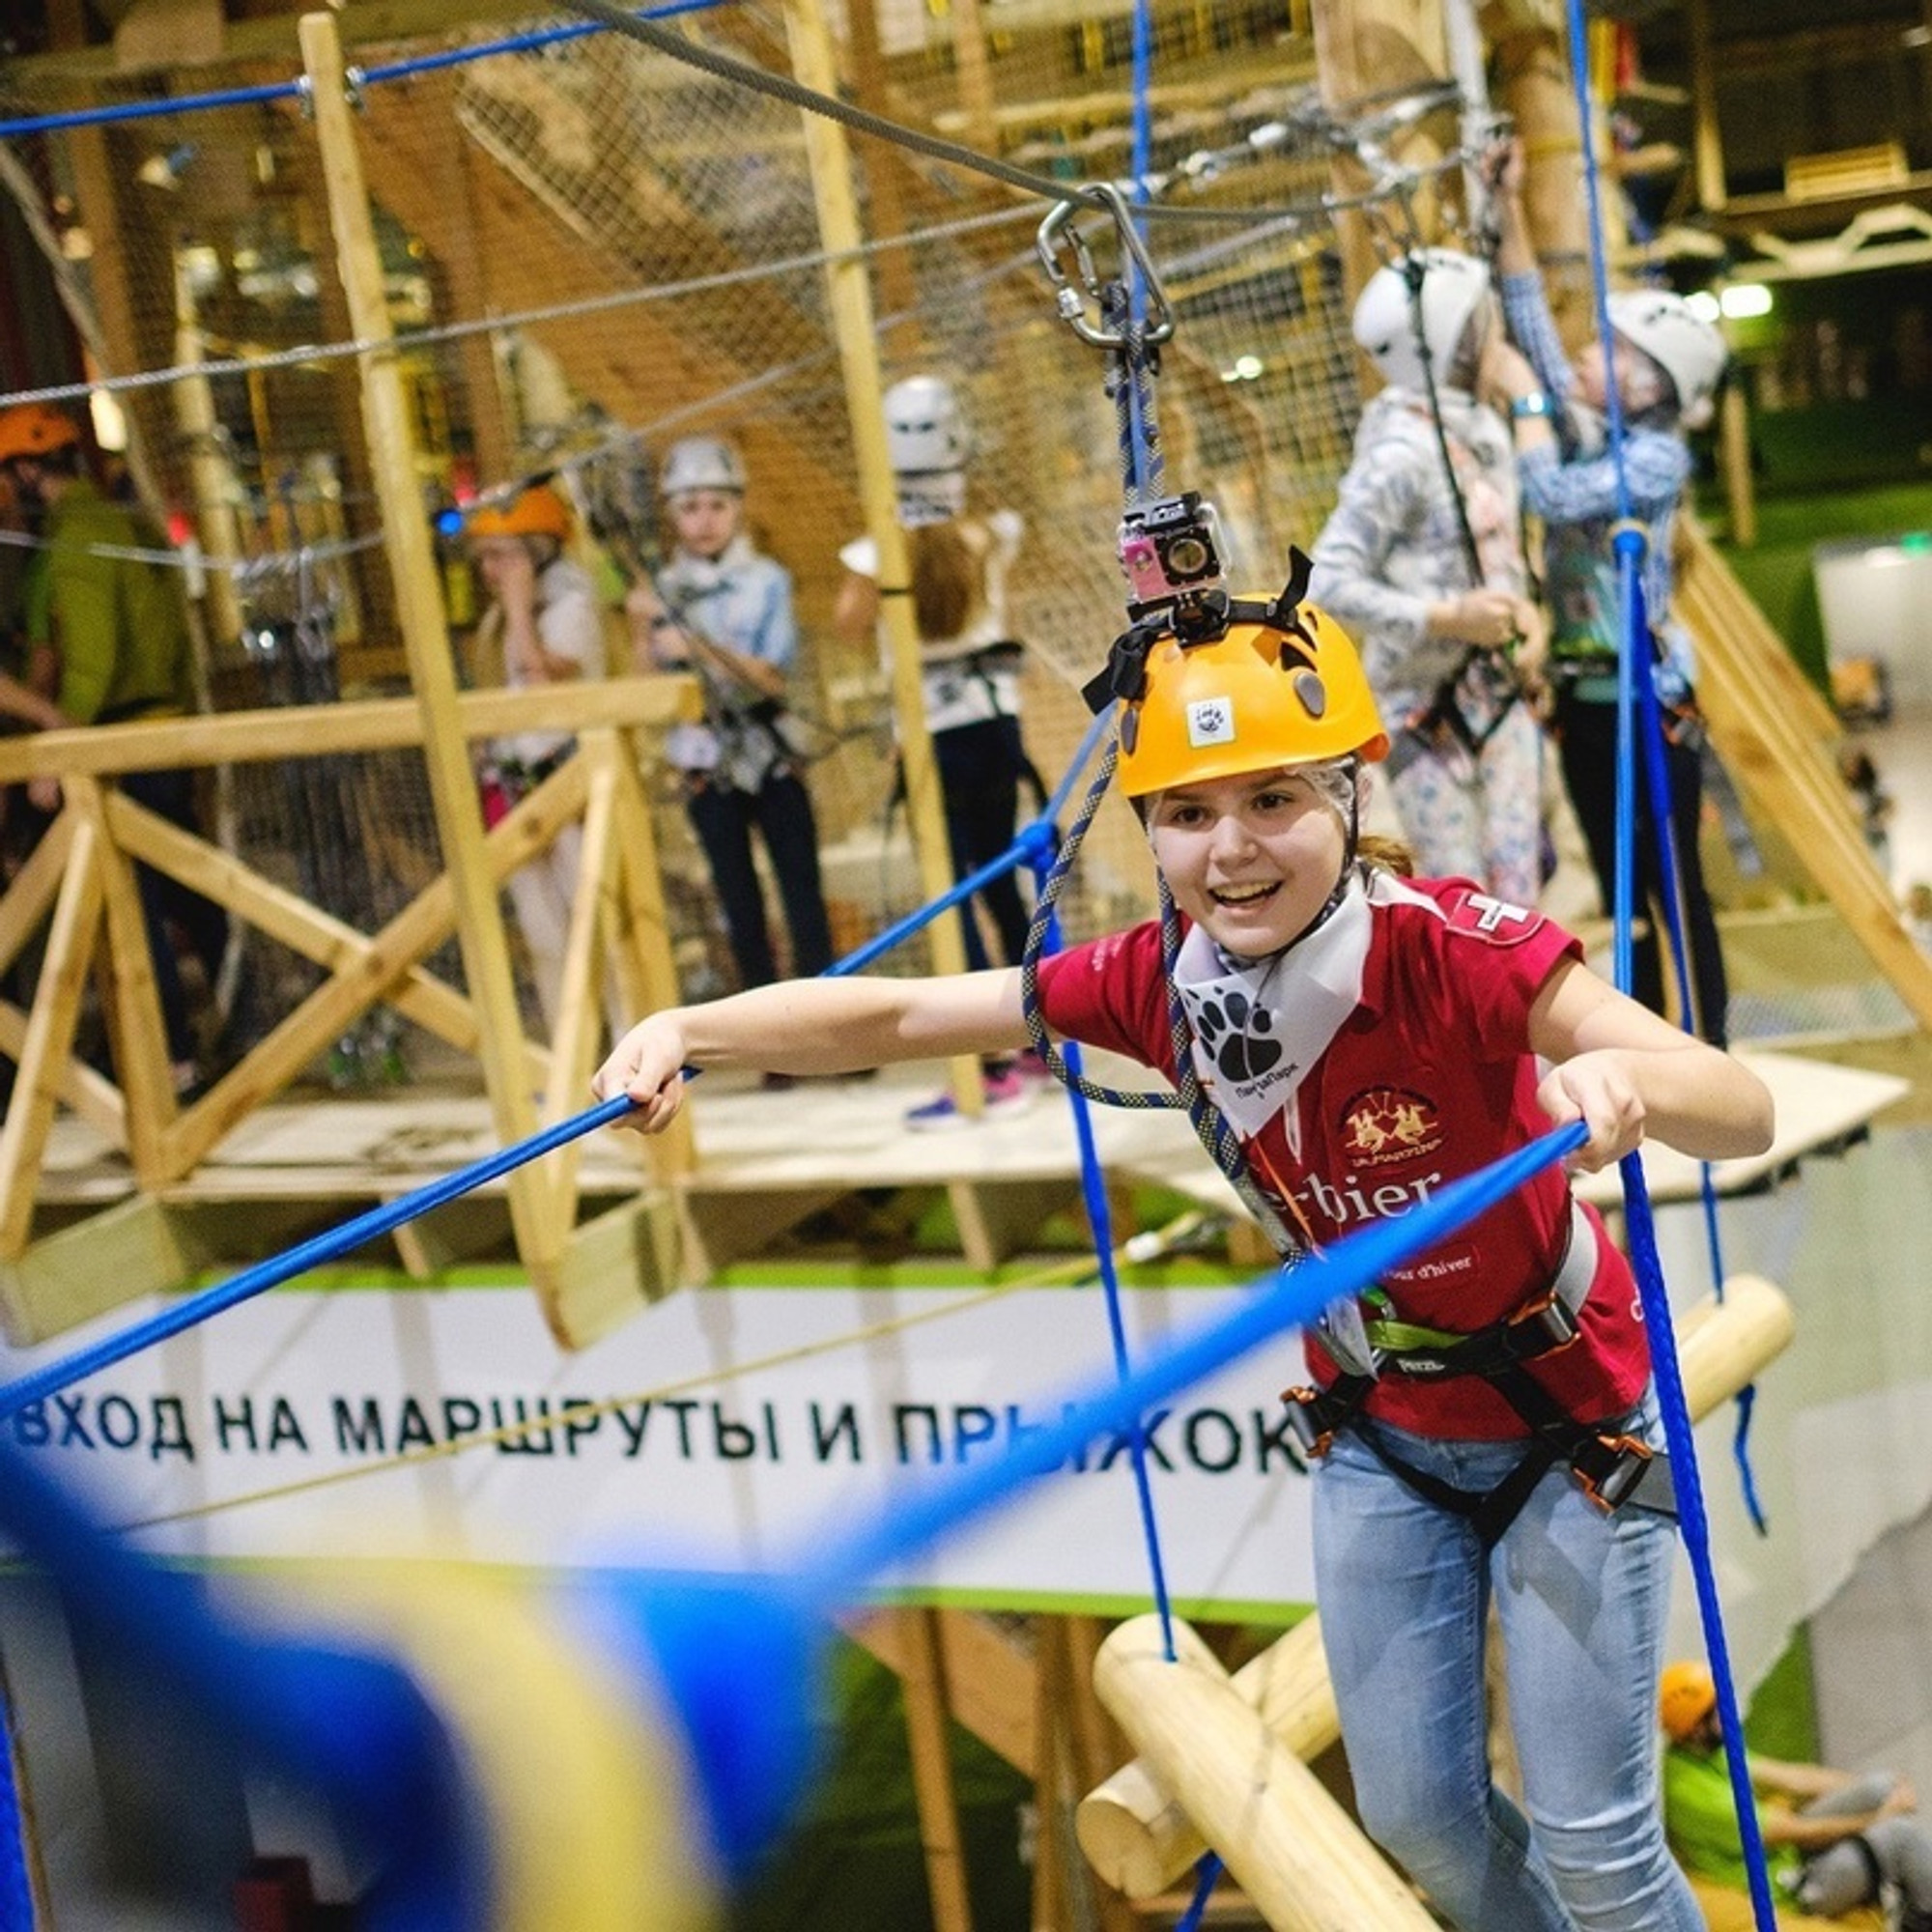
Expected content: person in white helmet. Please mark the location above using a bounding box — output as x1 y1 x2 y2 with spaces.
628 435 835 1008
1490 141 1732 1042
1310 247 1553 910
834 376 1045 1129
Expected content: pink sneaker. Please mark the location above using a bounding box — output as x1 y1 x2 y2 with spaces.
980 1066 1035 1117
1013 1046 1055 1085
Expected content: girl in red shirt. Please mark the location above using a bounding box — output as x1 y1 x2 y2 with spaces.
595 571 1772 1932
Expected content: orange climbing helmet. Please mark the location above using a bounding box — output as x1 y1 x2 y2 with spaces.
0 403 82 465
1660 1661 1718 1743
1089 550 1389 799
466 482 572 544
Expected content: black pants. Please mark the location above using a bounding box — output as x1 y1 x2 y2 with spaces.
687 768 835 989
935 716 1032 971
1553 693 1729 1045
123 767 229 1065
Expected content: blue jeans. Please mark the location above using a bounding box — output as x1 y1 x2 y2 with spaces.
1312 1392 1700 1932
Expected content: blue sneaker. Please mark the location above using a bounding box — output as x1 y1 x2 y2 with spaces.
903 1067 1034 1132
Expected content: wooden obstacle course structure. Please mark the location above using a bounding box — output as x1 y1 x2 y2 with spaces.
1076 1271 1800 1905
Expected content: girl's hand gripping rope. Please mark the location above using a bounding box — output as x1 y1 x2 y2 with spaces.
1535 1050 1648 1174
593 1013 693 1136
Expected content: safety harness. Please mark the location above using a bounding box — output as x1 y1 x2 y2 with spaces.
1281 1200 1678 1549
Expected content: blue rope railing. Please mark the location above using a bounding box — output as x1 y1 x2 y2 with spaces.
1563 4 1778 1925
0 0 727 144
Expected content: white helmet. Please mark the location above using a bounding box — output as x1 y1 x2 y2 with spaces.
1606 290 1727 429
659 435 746 499
1351 248 1492 394
883 376 969 477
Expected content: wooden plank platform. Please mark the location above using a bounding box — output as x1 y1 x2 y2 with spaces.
31 1049 1901 1278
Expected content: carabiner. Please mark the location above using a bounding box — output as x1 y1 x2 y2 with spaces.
1036 183 1177 350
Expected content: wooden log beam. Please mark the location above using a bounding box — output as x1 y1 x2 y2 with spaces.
1077 1273 1798 1897
1094 1617 1439 1930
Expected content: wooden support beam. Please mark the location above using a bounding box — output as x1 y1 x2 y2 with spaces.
549 1194 682 1348
0 1198 323 1348
850 1607 1039 1781
1677 526 1932 1031
102 788 550 1089
0 675 696 784
897 1605 977 1932
782 0 980 1121
0 815 105 1265
1687 0 1727 213
0 1003 124 1148
0 813 73 981
82 779 182 1184
1077 1274 1798 1897
606 729 696 1184
156 759 586 1180
305 8 560 1306
947 1178 1082 1273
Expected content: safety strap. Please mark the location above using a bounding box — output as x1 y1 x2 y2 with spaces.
1281 1202 1676 1547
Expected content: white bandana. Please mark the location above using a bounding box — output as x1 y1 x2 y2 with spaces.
1175 872 1375 1157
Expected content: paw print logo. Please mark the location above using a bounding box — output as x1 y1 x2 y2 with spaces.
1191 988 1283 1084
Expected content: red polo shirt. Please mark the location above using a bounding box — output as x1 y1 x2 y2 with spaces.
1036 877 1652 1438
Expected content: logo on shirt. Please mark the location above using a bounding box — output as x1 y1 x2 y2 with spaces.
1186 696 1235 748
1449 890 1543 945
1339 1086 1444 1167
1189 985 1285 1084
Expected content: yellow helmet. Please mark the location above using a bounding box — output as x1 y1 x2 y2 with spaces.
0 403 81 465
467 482 571 543
1094 554 1389 800
1659 1661 1717 1743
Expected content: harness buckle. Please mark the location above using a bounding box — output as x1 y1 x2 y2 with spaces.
1511 1289 1579 1359
1575 1433 1654 1514
1280 1385 1336 1461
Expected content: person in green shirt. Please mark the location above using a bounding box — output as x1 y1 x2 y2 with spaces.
1662 1661 1932 1928
0 402 227 1093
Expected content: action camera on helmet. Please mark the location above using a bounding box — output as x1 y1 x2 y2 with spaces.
1118 493 1227 614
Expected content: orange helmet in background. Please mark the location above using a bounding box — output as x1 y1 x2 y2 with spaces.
1101 553 1389 800
1659 1661 1718 1743
466 483 572 544
0 403 82 465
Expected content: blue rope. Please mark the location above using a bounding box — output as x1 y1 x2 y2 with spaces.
801 1121 1586 1605
1622 1159 1779 1932
0 0 724 143
0 81 302 140
0 1094 627 1422
358 0 723 85
1564 9 1777 1927
1030 810 1180 1662
1174 1852 1224 1932
0 1687 35 1932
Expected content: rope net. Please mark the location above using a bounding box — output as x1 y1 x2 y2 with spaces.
0 0 1425 1066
